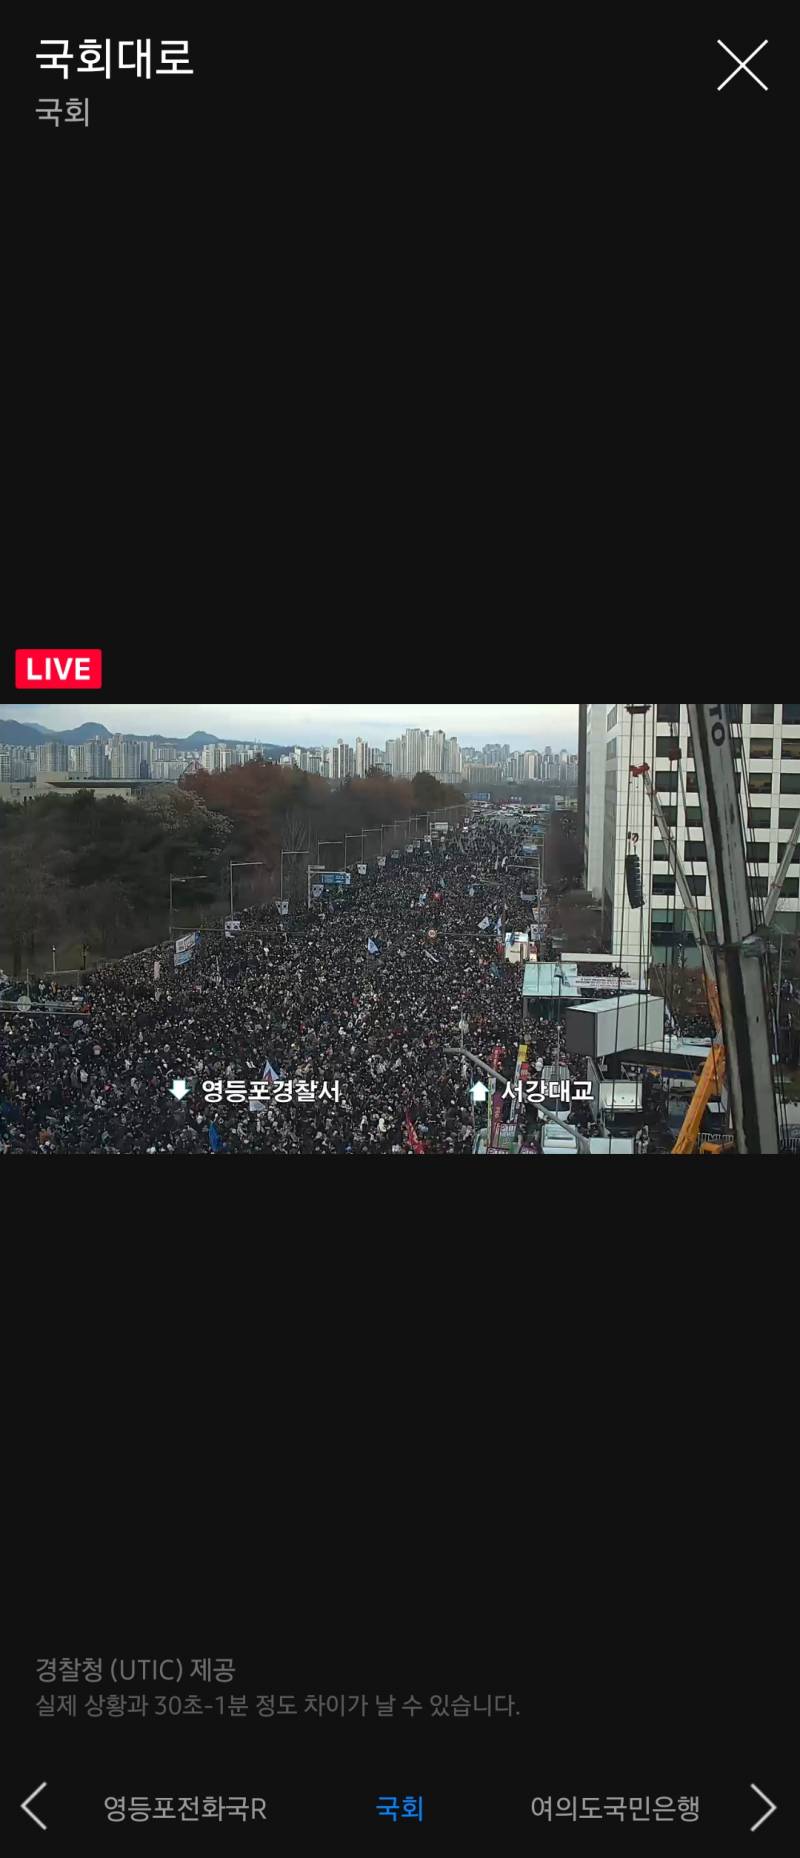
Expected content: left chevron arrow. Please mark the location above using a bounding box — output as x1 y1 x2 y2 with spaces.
21 1781 48 1830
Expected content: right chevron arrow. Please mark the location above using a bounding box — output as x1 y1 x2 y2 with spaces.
750 1784 777 1833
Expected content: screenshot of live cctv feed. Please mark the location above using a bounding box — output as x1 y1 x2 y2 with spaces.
6 667 790 1845
1 668 798 1160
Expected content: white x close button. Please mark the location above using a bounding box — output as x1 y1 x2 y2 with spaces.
718 40 768 91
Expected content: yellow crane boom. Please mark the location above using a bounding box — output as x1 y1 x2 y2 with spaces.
631 759 726 1154
633 744 796 1152
671 1042 727 1153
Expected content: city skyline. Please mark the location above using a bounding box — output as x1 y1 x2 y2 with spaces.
0 702 579 752
1 724 579 790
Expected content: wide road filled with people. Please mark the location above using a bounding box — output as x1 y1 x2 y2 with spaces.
0 819 585 1154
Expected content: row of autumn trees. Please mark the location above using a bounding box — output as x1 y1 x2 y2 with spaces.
0 763 466 973
181 762 467 901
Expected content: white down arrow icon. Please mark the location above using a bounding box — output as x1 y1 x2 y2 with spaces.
750 1783 777 1832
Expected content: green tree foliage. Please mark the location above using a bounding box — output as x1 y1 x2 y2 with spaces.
0 765 467 970
411 772 448 809
0 788 227 972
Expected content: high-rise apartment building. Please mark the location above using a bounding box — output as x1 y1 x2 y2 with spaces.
106 736 140 779
582 702 800 967
404 729 422 779
447 737 461 777
36 740 70 773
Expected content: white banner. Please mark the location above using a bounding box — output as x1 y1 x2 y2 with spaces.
574 975 637 992
174 932 198 968
311 884 323 899
276 900 289 916
378 857 386 868
357 863 367 875
153 960 161 981
224 918 241 938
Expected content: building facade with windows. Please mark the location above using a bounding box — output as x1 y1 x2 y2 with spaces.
583 702 800 968
580 704 608 900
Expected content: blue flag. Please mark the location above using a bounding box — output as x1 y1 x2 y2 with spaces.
209 1122 222 1152
367 939 379 955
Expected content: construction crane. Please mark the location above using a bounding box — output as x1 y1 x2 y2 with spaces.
629 705 792 1154
630 759 727 1153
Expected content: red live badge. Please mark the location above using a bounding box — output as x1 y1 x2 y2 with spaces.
16 649 103 689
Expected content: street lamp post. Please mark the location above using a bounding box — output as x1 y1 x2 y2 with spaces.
229 860 264 917
169 874 209 935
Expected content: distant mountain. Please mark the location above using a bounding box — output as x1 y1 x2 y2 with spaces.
49 722 112 744
0 719 111 746
147 732 221 748
0 721 47 744
0 720 294 755
147 735 294 754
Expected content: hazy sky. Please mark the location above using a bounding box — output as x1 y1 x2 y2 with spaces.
1 703 579 751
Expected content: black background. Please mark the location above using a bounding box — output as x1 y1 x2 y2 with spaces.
19 13 787 610
13 16 790 1842
25 19 785 261
8 1114 790 1851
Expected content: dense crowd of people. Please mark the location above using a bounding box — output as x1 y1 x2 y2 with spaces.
667 1009 716 1040
1 822 590 1155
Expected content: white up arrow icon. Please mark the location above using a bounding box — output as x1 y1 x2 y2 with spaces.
750 1783 777 1832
